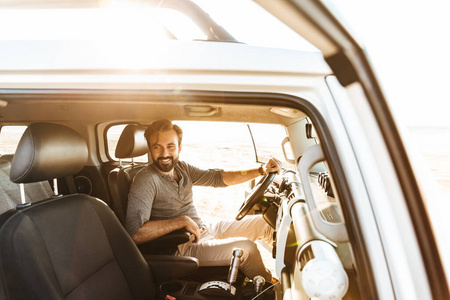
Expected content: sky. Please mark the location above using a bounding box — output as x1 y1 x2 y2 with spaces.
332 0 450 127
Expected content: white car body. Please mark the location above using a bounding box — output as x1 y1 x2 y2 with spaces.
0 1 448 299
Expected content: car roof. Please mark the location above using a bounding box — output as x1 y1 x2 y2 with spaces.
0 40 329 127
0 40 329 74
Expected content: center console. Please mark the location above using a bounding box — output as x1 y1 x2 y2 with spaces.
155 248 276 300
158 279 275 300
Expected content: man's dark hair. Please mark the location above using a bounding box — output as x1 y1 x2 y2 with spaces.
144 119 183 146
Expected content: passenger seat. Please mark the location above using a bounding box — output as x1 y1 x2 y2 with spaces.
0 122 157 299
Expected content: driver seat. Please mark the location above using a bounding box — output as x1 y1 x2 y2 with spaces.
108 124 190 254
108 124 149 225
0 123 156 299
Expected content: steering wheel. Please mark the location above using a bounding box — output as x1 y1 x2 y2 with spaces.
236 172 276 221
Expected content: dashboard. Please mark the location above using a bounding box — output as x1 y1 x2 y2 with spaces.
255 155 360 299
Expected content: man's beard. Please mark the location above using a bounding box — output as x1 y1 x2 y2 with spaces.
153 155 179 172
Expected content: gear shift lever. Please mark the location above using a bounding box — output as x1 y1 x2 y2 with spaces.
227 248 243 291
253 275 265 294
198 248 242 297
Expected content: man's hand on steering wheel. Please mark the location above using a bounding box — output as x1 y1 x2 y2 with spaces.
236 157 283 220
262 157 283 175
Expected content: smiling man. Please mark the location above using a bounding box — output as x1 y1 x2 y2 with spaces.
126 119 281 282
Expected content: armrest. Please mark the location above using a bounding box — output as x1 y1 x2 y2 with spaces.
137 229 191 255
144 254 199 282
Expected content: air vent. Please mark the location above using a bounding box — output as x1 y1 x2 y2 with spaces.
299 244 315 270
318 172 334 198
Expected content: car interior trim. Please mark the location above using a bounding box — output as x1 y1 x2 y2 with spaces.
0 88 384 299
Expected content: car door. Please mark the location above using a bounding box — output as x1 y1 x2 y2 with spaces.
255 0 449 299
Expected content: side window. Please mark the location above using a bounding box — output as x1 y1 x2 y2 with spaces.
173 121 255 221
106 124 148 163
175 121 254 169
173 121 294 222
248 123 296 170
0 126 27 155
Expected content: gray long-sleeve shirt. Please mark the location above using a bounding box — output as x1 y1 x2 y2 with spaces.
126 161 226 236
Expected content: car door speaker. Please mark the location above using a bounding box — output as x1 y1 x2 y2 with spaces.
74 175 93 195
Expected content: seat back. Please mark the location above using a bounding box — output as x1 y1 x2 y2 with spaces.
108 124 148 225
0 123 155 300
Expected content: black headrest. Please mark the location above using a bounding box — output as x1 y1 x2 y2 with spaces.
10 123 88 183
115 124 148 159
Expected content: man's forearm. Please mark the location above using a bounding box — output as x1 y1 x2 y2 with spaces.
222 167 264 186
222 158 282 186
132 216 194 245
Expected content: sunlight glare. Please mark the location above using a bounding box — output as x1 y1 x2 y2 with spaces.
0 5 206 42
0 8 167 41
0 6 209 69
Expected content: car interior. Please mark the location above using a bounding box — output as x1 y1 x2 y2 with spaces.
0 89 369 299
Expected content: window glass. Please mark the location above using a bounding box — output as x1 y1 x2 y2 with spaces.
174 121 295 222
173 121 254 222
249 123 296 171
106 124 148 162
175 121 255 170
0 126 27 155
106 121 292 222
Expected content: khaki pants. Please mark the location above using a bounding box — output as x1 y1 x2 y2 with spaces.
176 215 274 281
